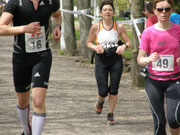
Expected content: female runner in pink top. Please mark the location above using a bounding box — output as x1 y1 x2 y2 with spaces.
137 0 180 135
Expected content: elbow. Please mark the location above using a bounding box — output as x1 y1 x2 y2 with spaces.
137 56 144 67
137 57 141 66
128 42 131 48
86 41 92 48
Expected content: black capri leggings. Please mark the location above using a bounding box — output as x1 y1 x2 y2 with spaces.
145 77 180 135
95 54 123 97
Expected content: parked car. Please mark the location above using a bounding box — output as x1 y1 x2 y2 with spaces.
123 9 131 20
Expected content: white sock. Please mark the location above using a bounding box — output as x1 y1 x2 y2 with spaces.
17 104 31 135
32 112 46 135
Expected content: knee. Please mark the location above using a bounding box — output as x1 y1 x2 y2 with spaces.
33 97 45 108
99 91 108 98
109 89 118 95
17 97 29 108
168 117 180 129
167 110 180 128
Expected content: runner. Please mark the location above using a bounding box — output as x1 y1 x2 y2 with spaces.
143 1 158 29
137 0 180 134
86 0 131 125
170 12 180 24
0 0 62 135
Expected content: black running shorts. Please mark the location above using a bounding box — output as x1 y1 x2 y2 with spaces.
12 49 52 93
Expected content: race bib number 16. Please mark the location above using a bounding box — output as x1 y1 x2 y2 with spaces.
25 26 46 53
152 55 174 71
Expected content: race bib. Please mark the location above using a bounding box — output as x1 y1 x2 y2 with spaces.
101 43 118 50
25 26 46 53
152 55 174 71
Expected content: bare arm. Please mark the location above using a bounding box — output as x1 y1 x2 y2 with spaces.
51 10 62 41
137 49 160 67
0 12 41 36
118 23 131 48
116 23 131 54
86 23 98 51
86 23 104 54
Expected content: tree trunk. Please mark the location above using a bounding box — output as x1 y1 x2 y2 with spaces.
63 0 77 56
131 0 145 87
77 0 92 58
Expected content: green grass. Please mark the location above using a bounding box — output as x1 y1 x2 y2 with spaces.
122 48 131 59
113 16 124 21
75 29 80 40
126 30 132 41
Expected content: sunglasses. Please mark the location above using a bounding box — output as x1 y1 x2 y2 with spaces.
156 7 172 13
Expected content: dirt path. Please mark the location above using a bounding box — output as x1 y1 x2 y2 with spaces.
0 36 171 135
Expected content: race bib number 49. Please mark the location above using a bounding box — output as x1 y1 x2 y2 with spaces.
152 55 174 71
25 26 46 53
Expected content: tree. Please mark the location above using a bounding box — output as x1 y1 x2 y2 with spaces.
114 0 130 11
174 0 180 14
131 0 145 87
77 0 92 58
63 0 77 56
97 0 113 6
114 0 130 17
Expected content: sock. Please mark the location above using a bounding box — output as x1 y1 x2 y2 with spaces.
17 104 31 135
32 112 46 135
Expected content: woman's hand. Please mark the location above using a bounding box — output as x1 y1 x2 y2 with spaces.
148 52 160 62
116 44 126 55
95 45 104 54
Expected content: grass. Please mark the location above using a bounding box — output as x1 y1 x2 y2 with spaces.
75 29 80 40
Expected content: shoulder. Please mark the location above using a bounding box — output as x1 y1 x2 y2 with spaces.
4 0 19 13
141 26 154 38
6 0 18 5
171 23 180 28
116 21 126 33
50 0 60 11
91 22 99 31
116 21 124 29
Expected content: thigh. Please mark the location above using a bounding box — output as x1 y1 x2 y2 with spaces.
145 77 166 121
13 53 32 92
109 56 123 91
95 55 109 96
32 49 52 89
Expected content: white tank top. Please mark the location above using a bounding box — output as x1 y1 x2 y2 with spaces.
96 20 119 46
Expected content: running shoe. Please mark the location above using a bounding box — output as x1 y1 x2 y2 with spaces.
107 113 115 125
94 99 104 114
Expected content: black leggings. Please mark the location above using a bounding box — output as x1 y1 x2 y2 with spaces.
95 54 123 97
145 77 180 135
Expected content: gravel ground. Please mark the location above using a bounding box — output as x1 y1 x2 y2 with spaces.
0 36 171 135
